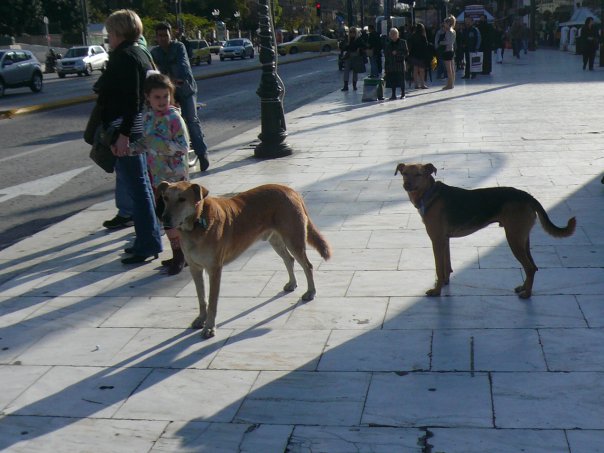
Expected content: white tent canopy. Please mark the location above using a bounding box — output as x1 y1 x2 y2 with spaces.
559 7 600 27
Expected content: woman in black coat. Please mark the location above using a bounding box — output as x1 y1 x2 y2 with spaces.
407 23 431 89
581 17 598 71
384 27 409 99
340 27 366 91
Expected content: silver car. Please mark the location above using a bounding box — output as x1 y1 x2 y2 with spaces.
57 45 108 78
219 38 254 60
0 49 43 97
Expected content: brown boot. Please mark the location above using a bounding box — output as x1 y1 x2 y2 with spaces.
167 247 186 275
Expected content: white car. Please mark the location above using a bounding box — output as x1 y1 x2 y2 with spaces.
57 45 108 78
219 39 254 60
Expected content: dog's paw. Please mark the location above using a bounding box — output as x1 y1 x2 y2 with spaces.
200 326 215 339
283 282 297 292
191 315 206 330
301 289 316 301
515 285 532 299
425 288 441 297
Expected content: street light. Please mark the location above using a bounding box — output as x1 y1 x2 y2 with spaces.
234 11 241 38
212 9 220 41
254 0 293 158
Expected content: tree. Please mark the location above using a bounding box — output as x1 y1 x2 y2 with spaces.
0 0 44 35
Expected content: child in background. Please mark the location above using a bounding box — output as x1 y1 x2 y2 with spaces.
142 73 190 275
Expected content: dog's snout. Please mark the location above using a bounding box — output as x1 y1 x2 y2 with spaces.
403 182 413 191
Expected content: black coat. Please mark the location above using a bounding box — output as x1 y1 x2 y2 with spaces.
385 38 408 73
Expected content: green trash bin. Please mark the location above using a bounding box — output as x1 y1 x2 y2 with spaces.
362 77 384 102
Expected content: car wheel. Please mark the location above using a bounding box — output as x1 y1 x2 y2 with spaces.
249 51 254 58
289 47 299 54
322 45 331 52
220 56 224 61
58 72 66 78
207 56 212 65
0 79 5 97
101 62 107 72
84 64 92 76
30 72 43 92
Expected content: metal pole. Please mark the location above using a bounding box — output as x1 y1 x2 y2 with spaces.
347 0 355 27
254 0 293 158
360 0 365 28
80 0 88 45
600 0 604 66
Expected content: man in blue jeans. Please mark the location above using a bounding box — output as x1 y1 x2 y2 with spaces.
151 22 210 171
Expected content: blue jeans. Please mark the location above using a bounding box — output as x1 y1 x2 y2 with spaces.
115 164 132 218
115 154 162 256
369 54 381 77
179 94 208 159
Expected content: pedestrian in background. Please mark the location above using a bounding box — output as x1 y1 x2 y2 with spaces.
462 16 481 79
442 15 457 90
367 24 383 77
477 14 493 75
97 9 163 264
340 27 365 91
434 21 447 79
493 22 505 64
384 27 409 99
141 73 190 275
510 18 523 59
581 17 598 70
152 22 210 171
408 23 431 89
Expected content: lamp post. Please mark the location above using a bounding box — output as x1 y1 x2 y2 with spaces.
254 0 293 159
600 0 604 66
234 11 241 38
212 9 220 41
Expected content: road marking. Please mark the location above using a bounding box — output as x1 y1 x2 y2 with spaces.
204 89 249 103
0 141 77 164
289 70 324 81
0 166 91 203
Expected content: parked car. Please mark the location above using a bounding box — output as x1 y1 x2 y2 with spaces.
0 49 43 97
278 34 339 56
189 39 212 65
209 40 225 54
57 45 108 78
219 38 254 60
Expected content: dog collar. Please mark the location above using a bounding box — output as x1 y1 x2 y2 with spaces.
195 200 208 230
417 183 439 218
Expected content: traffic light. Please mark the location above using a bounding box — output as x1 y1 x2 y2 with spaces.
316 2 321 17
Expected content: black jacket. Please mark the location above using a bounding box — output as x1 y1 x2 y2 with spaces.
96 41 154 136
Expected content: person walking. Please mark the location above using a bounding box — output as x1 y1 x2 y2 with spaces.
442 15 457 90
408 23 431 89
384 27 409 99
97 9 163 264
462 16 481 79
151 22 210 171
493 22 505 64
141 73 190 275
340 27 365 91
581 17 598 70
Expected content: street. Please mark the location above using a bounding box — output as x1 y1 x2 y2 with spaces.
0 53 341 250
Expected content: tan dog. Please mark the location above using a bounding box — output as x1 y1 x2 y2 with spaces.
395 163 576 298
158 181 332 338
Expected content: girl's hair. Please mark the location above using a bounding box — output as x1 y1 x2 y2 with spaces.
144 73 175 98
446 15 456 28
415 23 426 37
105 9 143 42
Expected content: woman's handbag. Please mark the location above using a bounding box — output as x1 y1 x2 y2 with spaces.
83 102 102 145
89 124 118 173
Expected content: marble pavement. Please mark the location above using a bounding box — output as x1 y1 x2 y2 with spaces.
0 48 603 452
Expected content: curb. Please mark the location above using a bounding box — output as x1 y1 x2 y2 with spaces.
0 52 333 120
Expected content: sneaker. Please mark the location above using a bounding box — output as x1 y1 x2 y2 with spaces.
103 215 134 230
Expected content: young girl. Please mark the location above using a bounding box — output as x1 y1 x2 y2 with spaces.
142 73 190 275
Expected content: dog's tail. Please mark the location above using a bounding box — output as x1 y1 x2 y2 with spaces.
306 218 332 261
532 198 576 238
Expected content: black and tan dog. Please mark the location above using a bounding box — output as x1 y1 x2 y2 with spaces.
395 163 576 298
158 181 332 338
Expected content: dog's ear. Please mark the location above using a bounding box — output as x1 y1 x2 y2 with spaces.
394 163 406 176
190 184 209 202
423 163 437 176
157 181 170 195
